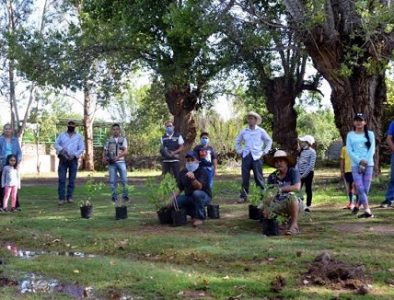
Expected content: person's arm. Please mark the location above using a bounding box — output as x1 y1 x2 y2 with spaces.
54 134 63 153
1 167 6 188
387 135 394 152
365 131 376 165
186 171 203 190
279 168 301 193
261 129 273 155
346 133 361 165
235 130 244 155
172 135 185 155
75 135 85 158
15 139 22 164
116 138 128 160
300 150 316 179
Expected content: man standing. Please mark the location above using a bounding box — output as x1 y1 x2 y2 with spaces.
55 120 85 205
175 151 212 227
381 120 394 208
235 111 272 203
160 121 185 180
103 123 129 203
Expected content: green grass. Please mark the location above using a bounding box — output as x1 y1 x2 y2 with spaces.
0 168 394 299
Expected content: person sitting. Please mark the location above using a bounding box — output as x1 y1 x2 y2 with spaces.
174 151 212 227
262 150 303 235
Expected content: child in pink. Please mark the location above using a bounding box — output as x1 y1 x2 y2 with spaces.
1 154 20 212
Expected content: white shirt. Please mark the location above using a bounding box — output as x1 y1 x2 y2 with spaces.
235 126 273 160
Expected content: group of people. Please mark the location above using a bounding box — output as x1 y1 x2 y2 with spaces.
1 110 393 234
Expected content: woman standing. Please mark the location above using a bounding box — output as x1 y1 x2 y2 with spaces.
0 124 22 209
346 113 375 218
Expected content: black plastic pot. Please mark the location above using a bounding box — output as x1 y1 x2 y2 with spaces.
262 218 280 236
157 206 173 225
171 209 187 226
80 206 92 219
248 205 261 220
115 206 128 220
207 204 220 219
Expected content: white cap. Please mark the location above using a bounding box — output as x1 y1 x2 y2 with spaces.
299 135 315 146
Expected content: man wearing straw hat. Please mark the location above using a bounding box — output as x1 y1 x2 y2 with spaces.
263 150 303 235
235 111 272 203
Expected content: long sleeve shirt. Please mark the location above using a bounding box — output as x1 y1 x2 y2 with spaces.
235 126 272 160
1 166 20 189
297 147 316 178
346 131 375 167
54 132 85 158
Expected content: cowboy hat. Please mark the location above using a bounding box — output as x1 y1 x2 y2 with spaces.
247 111 262 125
264 149 297 168
299 135 315 146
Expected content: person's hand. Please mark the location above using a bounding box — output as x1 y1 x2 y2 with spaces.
186 171 195 180
360 159 368 166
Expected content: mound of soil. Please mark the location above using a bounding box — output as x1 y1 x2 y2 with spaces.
0 277 18 287
302 252 370 292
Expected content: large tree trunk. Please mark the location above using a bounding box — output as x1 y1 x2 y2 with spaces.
264 77 298 151
164 85 198 154
83 85 95 171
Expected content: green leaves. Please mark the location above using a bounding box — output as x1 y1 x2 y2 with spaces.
146 174 178 210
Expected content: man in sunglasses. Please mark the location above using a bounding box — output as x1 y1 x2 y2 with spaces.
160 121 184 180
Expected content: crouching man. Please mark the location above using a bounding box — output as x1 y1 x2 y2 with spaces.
262 150 303 235
174 151 212 227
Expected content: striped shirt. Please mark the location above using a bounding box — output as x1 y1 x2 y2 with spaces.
297 147 316 178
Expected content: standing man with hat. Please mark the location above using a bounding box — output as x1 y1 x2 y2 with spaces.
297 135 316 212
235 111 272 203
160 121 185 180
54 120 85 205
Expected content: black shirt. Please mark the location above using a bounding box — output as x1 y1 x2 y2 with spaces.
193 145 217 167
178 166 212 197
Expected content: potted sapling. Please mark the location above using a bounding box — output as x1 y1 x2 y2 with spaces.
80 176 104 219
114 185 133 220
207 203 220 219
248 184 263 220
170 192 187 226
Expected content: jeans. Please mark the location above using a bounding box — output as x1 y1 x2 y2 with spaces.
176 190 211 220
109 161 128 201
58 158 78 201
204 166 214 189
240 153 264 198
385 153 394 202
301 171 314 207
352 166 373 206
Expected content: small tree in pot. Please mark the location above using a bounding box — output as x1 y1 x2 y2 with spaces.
114 185 133 220
80 175 104 219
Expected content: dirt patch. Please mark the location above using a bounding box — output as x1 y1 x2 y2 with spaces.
334 223 394 234
271 275 286 293
302 252 370 294
177 290 212 299
0 277 18 287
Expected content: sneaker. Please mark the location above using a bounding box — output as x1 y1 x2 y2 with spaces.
352 207 359 215
66 199 74 203
192 219 203 227
122 196 129 202
58 200 65 206
304 207 311 213
357 212 374 218
111 197 117 203
380 199 392 208
237 197 247 204
10 208 16 213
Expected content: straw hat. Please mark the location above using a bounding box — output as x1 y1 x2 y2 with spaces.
264 149 297 168
247 111 262 125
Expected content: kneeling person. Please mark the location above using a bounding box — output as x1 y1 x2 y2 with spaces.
175 151 212 227
263 150 303 235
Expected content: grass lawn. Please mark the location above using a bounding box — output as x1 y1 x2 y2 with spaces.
0 168 394 299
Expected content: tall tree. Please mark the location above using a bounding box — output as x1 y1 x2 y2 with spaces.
283 0 394 167
81 0 236 150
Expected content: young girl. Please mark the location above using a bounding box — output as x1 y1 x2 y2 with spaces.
297 135 317 212
340 143 357 209
1 154 20 212
346 113 375 218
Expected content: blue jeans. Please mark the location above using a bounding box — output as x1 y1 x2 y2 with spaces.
58 158 78 201
176 190 211 220
385 154 394 202
109 161 128 201
240 153 264 198
204 166 214 189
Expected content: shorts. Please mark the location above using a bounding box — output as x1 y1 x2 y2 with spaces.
344 172 353 185
263 193 304 217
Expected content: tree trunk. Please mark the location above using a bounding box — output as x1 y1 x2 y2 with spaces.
264 77 298 151
164 85 198 154
82 85 95 171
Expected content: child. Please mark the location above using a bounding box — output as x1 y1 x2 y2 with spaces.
297 135 317 212
346 113 375 218
1 154 20 212
340 143 356 209
193 132 218 189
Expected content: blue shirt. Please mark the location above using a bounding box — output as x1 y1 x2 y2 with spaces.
388 121 394 141
235 126 272 160
346 131 375 167
55 132 85 158
0 136 22 166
